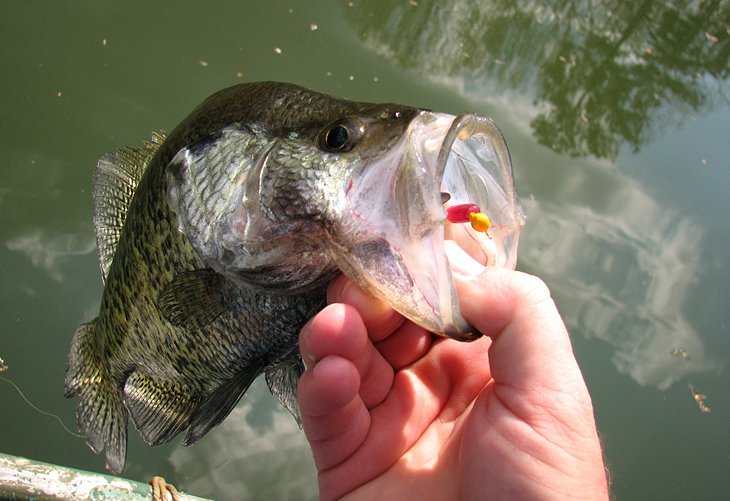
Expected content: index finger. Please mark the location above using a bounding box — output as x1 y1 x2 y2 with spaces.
327 274 405 342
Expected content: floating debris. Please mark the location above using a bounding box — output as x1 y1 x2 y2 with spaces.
705 32 718 43
670 347 690 360
690 386 711 413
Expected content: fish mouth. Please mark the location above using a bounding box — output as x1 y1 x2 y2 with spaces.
331 111 525 341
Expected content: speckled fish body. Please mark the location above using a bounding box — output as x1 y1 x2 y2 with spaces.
65 82 524 474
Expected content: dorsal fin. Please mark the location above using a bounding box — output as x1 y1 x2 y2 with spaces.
92 131 166 282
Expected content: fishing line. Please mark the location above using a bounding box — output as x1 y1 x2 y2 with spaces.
0 357 84 439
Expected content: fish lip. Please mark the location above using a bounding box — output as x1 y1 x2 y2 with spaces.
437 112 526 268
443 322 483 341
333 110 523 342
409 111 522 340
436 113 505 179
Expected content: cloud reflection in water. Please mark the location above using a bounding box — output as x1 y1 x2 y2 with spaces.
168 379 317 501
521 188 716 390
6 230 96 283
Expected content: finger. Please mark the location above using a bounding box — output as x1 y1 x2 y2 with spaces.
374 320 434 371
449 251 607 492
299 304 394 408
403 335 492 421
327 275 405 342
450 258 592 411
327 275 432 372
298 355 370 471
299 303 368 367
445 239 487 277
318 334 491 498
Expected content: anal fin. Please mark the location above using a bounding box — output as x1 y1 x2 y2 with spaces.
124 372 200 446
65 321 129 474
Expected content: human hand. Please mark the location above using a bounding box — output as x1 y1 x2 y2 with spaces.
297 244 609 500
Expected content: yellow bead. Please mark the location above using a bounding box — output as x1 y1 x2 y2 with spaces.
468 212 491 233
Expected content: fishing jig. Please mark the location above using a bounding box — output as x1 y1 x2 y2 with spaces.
446 203 491 234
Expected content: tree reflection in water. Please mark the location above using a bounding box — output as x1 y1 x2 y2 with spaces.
340 0 729 159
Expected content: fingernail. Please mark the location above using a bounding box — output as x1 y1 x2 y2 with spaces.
445 240 486 276
326 274 347 304
299 323 317 369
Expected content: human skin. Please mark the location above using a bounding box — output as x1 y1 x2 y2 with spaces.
297 243 609 500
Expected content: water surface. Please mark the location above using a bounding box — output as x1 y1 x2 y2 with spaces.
1 1 728 499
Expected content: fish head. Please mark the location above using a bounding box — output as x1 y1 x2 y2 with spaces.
166 83 524 341
166 88 421 294
325 111 525 341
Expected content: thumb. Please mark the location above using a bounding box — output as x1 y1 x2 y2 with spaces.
447 242 586 397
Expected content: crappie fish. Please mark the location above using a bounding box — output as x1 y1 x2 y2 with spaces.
65 81 524 474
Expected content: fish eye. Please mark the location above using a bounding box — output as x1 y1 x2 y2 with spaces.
326 125 349 149
320 120 358 152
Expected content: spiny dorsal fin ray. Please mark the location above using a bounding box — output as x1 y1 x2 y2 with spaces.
93 131 166 282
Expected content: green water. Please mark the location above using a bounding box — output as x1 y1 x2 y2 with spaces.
1 1 728 499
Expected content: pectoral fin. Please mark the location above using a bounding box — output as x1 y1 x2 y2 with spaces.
184 359 266 446
158 269 229 330
265 350 304 425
